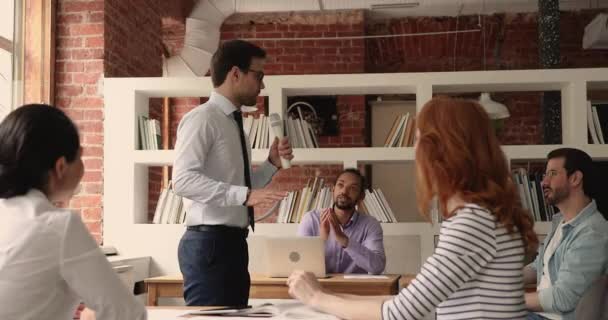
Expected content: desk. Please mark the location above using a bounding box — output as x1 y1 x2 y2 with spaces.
146 299 339 320
145 274 404 306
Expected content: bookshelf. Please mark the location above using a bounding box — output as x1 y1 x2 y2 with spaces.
104 68 608 275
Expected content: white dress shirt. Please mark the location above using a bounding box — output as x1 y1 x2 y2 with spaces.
536 211 586 320
172 91 277 228
0 189 146 320
537 223 564 320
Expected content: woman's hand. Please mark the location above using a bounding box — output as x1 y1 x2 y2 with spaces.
287 270 324 305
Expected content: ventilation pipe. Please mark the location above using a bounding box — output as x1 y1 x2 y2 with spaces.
163 0 236 77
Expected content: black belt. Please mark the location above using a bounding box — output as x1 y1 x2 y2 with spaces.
187 224 249 237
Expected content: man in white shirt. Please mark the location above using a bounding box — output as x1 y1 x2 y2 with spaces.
173 39 293 306
524 148 608 320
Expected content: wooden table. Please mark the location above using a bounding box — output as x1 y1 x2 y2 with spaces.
144 273 404 306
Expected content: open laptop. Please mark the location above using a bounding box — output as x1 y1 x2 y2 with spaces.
263 236 326 278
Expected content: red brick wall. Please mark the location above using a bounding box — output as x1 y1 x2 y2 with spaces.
366 10 608 145
55 0 105 242
104 0 163 77
55 0 162 242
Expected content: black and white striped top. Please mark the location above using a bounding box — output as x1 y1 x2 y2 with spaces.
382 204 527 320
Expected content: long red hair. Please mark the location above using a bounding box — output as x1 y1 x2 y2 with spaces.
415 96 538 255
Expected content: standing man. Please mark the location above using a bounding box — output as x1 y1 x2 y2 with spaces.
298 169 386 275
524 148 608 320
173 40 293 306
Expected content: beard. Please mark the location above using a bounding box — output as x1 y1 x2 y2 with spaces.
334 195 356 210
544 186 569 205
238 91 259 107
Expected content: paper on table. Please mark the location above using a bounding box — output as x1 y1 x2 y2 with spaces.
343 275 389 279
148 309 189 320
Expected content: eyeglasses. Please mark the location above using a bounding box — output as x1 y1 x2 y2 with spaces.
542 169 566 180
242 68 264 82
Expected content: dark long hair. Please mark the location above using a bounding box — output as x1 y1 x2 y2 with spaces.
0 104 80 198
415 96 538 255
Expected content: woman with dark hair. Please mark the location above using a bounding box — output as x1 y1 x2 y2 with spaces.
287 96 538 320
0 105 146 320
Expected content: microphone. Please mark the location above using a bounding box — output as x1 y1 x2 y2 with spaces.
268 113 291 169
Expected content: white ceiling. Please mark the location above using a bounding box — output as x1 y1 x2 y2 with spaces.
233 0 608 18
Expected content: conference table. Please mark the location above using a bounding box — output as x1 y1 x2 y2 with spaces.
146 299 339 320
145 273 409 306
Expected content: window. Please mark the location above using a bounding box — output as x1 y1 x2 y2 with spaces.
0 0 23 121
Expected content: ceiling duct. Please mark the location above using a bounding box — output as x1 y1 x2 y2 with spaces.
163 0 235 77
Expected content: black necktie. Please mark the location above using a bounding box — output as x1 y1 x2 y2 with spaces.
232 111 254 232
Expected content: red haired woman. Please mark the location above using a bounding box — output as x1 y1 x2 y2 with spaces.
287 96 538 320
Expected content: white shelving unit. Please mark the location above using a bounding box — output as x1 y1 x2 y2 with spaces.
104 68 608 276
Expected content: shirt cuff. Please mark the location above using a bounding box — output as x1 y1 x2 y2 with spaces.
261 159 279 173
228 185 249 206
538 288 556 313
381 300 390 320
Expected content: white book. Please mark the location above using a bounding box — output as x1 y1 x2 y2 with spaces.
296 118 308 148
168 193 183 224
147 119 156 151
530 181 541 222
286 118 297 147
252 117 260 148
279 193 288 223
286 191 297 223
259 115 267 148
396 114 410 148
587 101 600 144
244 115 254 137
363 194 382 222
248 117 259 144
388 115 407 147
592 106 605 144
297 187 311 223
163 192 176 224
518 169 535 216
301 120 314 149
291 190 302 223
307 121 319 148
372 189 391 222
371 190 391 222
296 106 309 148
264 116 271 148
377 189 398 223
160 191 176 224
152 188 169 224
258 115 267 148
138 116 147 150
153 119 162 150
277 195 287 223
364 190 384 222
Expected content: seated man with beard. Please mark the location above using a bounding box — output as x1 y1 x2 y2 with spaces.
297 169 386 275
524 148 608 320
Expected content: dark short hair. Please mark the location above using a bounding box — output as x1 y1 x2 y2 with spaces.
0 104 80 198
210 39 266 87
336 168 367 194
547 148 596 198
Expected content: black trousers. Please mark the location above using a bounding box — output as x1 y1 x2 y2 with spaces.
178 226 250 306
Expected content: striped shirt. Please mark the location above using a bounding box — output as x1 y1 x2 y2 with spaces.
382 204 527 320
